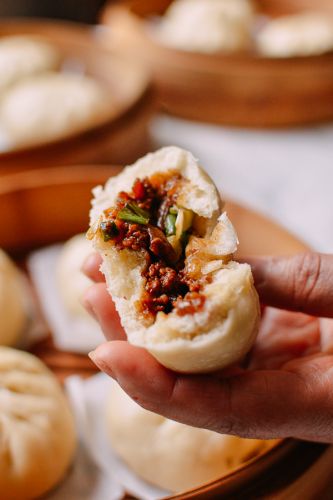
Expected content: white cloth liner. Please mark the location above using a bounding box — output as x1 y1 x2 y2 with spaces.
48 373 169 500
27 245 104 354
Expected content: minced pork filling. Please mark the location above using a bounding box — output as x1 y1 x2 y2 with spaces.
94 172 207 319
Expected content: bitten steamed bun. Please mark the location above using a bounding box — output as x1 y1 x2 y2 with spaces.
57 234 94 317
106 382 271 492
157 0 254 53
0 347 76 499
0 249 30 346
0 35 60 94
89 146 260 373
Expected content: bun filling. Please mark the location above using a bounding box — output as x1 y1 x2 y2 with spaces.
88 171 209 321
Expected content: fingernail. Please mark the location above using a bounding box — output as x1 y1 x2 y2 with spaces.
88 347 116 379
88 349 97 363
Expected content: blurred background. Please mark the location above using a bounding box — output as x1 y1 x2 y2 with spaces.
1 1 333 499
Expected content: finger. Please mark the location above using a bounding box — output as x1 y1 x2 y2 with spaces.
82 283 126 340
250 308 320 370
82 253 104 283
88 340 322 441
246 253 333 318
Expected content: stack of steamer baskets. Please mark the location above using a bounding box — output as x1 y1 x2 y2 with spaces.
101 0 333 127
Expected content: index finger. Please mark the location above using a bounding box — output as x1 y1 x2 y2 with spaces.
245 253 333 319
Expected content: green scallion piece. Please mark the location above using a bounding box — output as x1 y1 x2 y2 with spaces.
100 220 119 242
165 213 177 236
126 202 150 219
169 206 178 215
118 202 150 225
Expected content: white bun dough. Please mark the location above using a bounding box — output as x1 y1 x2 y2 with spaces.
0 249 29 346
106 382 271 492
157 0 254 53
0 347 76 500
57 234 94 317
1 72 113 148
90 146 260 373
257 13 333 57
0 36 60 95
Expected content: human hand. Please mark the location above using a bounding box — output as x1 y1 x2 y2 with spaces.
82 252 333 443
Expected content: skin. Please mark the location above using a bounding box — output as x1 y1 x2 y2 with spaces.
82 252 333 443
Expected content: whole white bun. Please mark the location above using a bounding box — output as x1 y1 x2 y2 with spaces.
157 0 254 53
90 146 260 373
0 347 76 500
1 72 114 148
0 249 29 346
256 13 333 57
0 36 60 95
106 382 271 492
57 234 94 317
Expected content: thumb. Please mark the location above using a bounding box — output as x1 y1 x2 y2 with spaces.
88 341 332 441
246 253 333 318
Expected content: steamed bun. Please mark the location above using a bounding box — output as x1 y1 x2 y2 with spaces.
90 146 260 374
0 347 76 499
106 382 272 492
1 72 113 148
257 12 333 57
57 234 94 317
0 35 60 95
0 249 29 346
158 0 254 53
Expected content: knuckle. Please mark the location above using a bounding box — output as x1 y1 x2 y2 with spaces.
289 253 322 310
